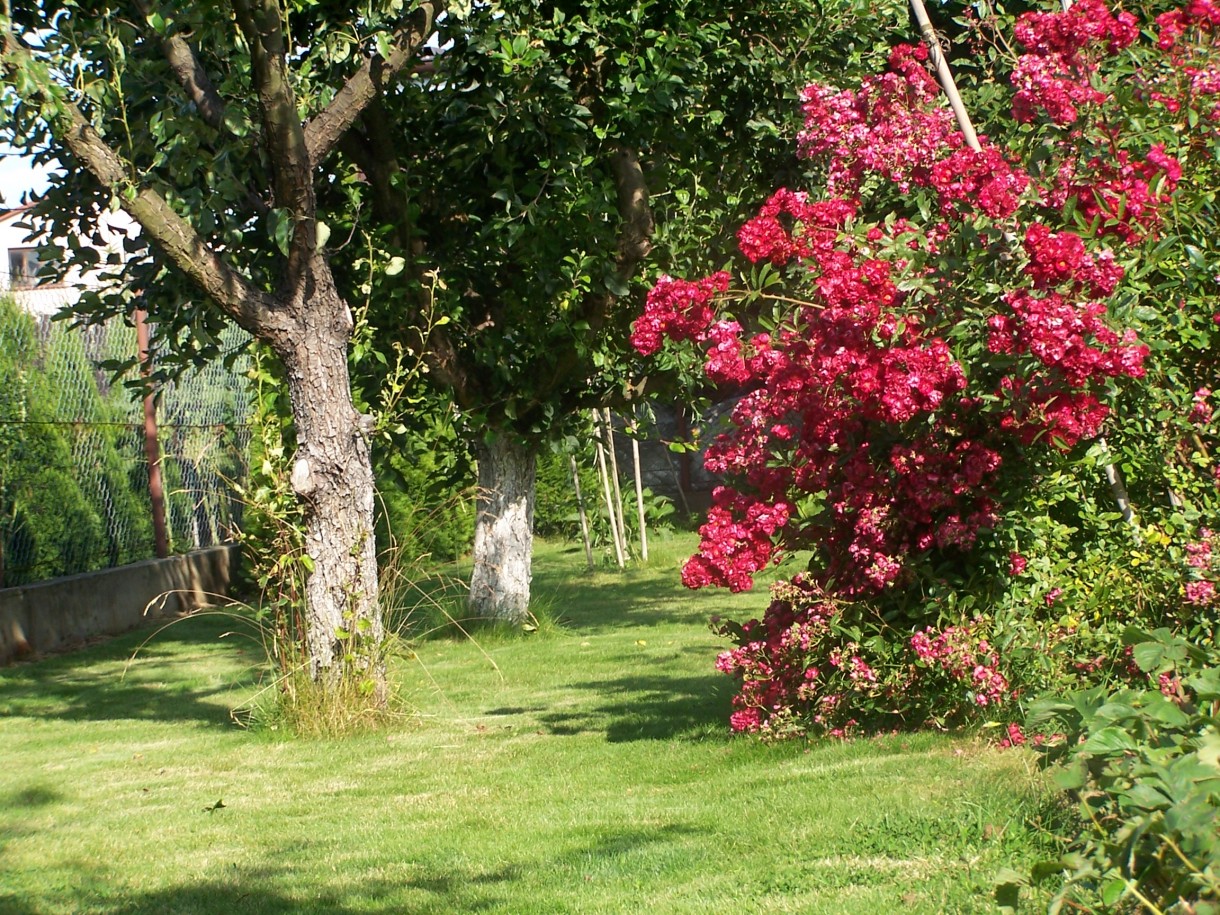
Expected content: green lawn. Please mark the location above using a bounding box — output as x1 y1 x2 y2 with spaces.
0 535 1055 913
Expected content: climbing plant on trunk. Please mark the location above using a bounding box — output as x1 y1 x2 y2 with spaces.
0 0 445 690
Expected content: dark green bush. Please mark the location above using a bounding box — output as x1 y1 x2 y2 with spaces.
534 446 598 541
0 298 156 584
373 422 473 564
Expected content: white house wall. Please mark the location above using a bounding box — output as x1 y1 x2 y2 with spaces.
0 205 139 317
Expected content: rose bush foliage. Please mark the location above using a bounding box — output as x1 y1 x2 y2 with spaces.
635 0 1220 739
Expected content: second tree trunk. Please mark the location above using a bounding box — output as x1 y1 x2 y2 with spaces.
469 437 537 623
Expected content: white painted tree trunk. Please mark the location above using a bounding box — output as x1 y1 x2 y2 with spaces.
469 437 537 623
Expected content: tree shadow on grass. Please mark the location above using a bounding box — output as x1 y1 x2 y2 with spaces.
533 571 716 634
0 784 62 856
0 825 709 915
557 822 705 876
533 671 734 742
0 875 513 915
0 613 263 728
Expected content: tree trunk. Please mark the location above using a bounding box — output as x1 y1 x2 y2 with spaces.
469 436 537 623
0 0 445 700
271 261 382 688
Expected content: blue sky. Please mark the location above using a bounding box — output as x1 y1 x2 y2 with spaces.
0 145 55 206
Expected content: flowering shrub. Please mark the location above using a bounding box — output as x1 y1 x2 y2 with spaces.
636 1 1220 738
1184 527 1218 606
714 576 1032 740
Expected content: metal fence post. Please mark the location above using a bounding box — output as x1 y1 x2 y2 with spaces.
135 307 169 559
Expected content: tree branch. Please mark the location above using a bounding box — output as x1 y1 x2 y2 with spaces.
570 144 655 333
304 0 446 167
526 145 655 417
0 19 281 338
339 101 483 408
610 145 654 273
231 0 315 286
132 0 233 136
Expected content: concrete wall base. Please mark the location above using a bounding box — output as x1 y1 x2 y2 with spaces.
0 544 239 665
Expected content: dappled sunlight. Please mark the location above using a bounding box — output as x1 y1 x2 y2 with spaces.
0 613 266 727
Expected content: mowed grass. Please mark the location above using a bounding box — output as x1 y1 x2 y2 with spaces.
0 534 1055 914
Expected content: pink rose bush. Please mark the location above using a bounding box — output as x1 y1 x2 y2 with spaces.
635 2 1220 738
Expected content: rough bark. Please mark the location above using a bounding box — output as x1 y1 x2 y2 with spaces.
469 437 537 623
261 256 381 680
133 0 231 135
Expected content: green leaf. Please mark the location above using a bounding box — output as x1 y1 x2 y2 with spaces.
1117 783 1171 811
267 208 294 257
1031 858 1070 882
1094 701 1138 723
222 109 248 137
374 31 392 61
1080 726 1137 755
1132 641 1167 673
604 272 630 297
1197 728 1220 770
385 256 406 277
1053 762 1087 791
993 868 1025 912
1100 877 1128 907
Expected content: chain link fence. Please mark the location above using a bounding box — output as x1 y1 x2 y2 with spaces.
0 280 251 588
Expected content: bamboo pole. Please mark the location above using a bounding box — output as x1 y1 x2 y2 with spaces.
910 0 1138 533
631 408 649 563
570 455 595 571
594 412 625 569
602 408 629 552
909 0 981 152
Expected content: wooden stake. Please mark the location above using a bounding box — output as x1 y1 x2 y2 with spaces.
594 412 625 569
911 0 1138 533
909 0 981 152
602 408 628 551
631 409 649 563
570 455 595 571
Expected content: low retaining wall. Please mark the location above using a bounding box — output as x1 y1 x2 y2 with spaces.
0 544 239 665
